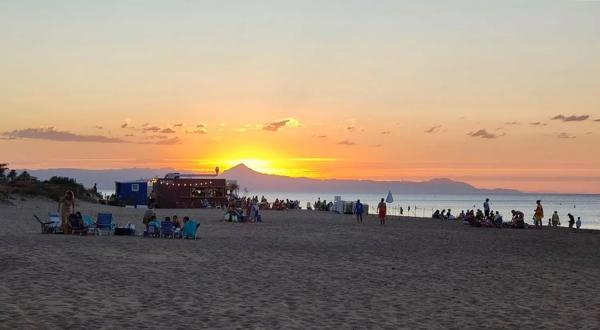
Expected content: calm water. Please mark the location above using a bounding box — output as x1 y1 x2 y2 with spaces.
100 189 600 230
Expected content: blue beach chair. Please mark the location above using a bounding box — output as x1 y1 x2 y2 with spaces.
82 215 99 235
161 221 175 238
145 220 161 238
96 213 113 235
182 220 200 240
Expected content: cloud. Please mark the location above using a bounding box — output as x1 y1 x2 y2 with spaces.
188 128 208 134
196 123 207 129
380 131 391 135
595 119 600 122
143 126 161 133
120 123 128 129
346 126 357 132
504 121 519 125
552 114 589 122
141 123 149 127
124 134 134 137
314 135 327 138
467 129 497 139
94 125 103 130
557 132 576 139
1 127 126 143
529 122 547 126
262 118 301 132
337 140 356 146
160 128 176 134
139 137 181 145
148 135 168 140
173 123 183 127
424 125 442 133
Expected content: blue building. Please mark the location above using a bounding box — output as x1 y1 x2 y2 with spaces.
115 181 148 206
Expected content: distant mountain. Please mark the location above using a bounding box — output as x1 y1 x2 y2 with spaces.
24 163 522 195
220 163 522 195
25 168 175 190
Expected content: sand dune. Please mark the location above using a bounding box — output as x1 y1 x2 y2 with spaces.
1 197 599 329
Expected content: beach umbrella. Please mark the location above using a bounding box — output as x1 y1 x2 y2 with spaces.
386 191 394 203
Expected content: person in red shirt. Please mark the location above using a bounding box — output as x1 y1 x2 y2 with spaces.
377 198 387 225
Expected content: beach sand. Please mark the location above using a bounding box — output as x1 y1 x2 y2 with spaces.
1 197 599 329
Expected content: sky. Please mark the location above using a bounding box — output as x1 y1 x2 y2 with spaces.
1 0 599 193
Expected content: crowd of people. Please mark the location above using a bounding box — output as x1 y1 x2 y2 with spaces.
313 198 333 211
430 198 584 230
142 210 196 237
55 189 588 234
223 196 262 222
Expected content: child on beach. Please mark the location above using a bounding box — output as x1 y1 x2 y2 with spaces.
576 217 582 229
377 198 387 225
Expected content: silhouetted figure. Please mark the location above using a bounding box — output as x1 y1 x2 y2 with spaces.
568 213 575 228
354 200 364 224
377 198 387 225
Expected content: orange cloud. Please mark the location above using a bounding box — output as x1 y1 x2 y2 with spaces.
468 129 497 139
262 118 301 132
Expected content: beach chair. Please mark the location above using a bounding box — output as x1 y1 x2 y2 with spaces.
144 224 156 238
96 213 113 235
83 215 99 235
160 221 175 238
144 220 161 237
33 214 60 234
182 220 200 240
69 214 87 236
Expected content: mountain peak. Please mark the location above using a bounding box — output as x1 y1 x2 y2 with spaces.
224 163 260 174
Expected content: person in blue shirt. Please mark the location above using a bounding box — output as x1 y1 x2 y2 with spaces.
354 200 364 224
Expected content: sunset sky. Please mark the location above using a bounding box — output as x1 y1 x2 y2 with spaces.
1 1 599 193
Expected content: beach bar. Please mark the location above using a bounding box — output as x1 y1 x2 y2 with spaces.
153 173 228 208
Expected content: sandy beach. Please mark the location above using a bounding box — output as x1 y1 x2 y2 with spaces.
1 197 599 329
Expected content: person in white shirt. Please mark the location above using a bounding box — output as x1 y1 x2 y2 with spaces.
483 198 491 218
494 211 503 226
576 217 582 229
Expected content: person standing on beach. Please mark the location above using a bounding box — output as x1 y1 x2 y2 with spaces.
354 200 364 224
534 200 544 229
576 217 582 229
483 198 491 218
58 190 75 234
552 211 560 227
377 198 387 225
568 213 575 228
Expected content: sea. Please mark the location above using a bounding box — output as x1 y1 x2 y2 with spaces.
99 189 600 230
